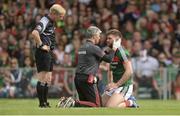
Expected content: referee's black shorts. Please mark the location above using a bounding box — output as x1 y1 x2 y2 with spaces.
35 48 54 73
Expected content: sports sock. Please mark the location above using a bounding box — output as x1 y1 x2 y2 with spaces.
44 83 49 104
36 81 45 106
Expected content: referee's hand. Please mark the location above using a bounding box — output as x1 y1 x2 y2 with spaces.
41 45 50 52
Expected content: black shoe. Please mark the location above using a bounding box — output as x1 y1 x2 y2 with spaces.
39 103 46 108
39 102 50 108
44 102 51 108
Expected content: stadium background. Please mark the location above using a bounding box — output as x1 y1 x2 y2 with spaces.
0 0 180 103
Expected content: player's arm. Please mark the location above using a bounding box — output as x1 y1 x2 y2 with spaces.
31 17 50 51
106 61 113 83
116 60 133 86
107 69 113 84
116 48 133 86
105 69 115 91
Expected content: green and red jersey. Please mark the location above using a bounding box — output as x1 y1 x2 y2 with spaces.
110 46 132 86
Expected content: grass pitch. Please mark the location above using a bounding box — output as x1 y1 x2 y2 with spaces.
0 99 180 115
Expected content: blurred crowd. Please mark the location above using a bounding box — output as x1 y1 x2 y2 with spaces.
0 0 179 99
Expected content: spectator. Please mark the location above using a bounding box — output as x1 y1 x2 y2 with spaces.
0 69 15 98
162 38 172 59
20 56 34 97
0 51 9 67
158 52 170 67
0 15 6 31
175 23 180 43
70 38 81 67
62 52 72 67
136 17 148 40
54 43 65 66
27 74 37 98
174 72 180 100
132 49 159 99
132 41 142 57
132 31 142 42
124 20 134 40
144 39 151 51
169 51 180 98
9 57 22 97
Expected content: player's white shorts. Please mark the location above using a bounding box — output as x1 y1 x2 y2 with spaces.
105 84 133 100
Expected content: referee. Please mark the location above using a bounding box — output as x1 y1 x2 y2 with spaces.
31 4 66 108
58 26 114 107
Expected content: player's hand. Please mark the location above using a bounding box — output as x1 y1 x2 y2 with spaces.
106 82 118 91
113 38 121 51
41 45 50 52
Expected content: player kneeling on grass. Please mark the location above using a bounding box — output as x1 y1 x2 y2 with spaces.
56 29 138 108
101 29 139 108
56 26 115 108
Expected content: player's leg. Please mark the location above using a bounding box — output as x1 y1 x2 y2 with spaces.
44 72 52 107
101 93 110 107
105 92 125 107
35 49 52 107
117 85 133 108
46 72 52 85
61 75 101 107
59 75 101 108
105 86 126 107
117 84 139 108
74 77 87 101
36 71 47 107
57 77 92 108
74 76 101 107
43 53 54 107
117 99 133 108
105 85 134 108
118 96 139 108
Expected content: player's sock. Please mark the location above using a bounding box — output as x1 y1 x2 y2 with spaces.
44 83 50 107
36 81 45 107
127 96 139 108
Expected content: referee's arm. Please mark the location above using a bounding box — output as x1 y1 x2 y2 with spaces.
31 30 43 46
31 30 50 51
31 17 50 51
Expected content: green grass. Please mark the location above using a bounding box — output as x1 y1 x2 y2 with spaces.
0 99 180 115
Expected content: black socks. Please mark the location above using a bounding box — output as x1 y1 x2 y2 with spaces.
36 81 49 107
44 83 49 105
36 81 45 107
